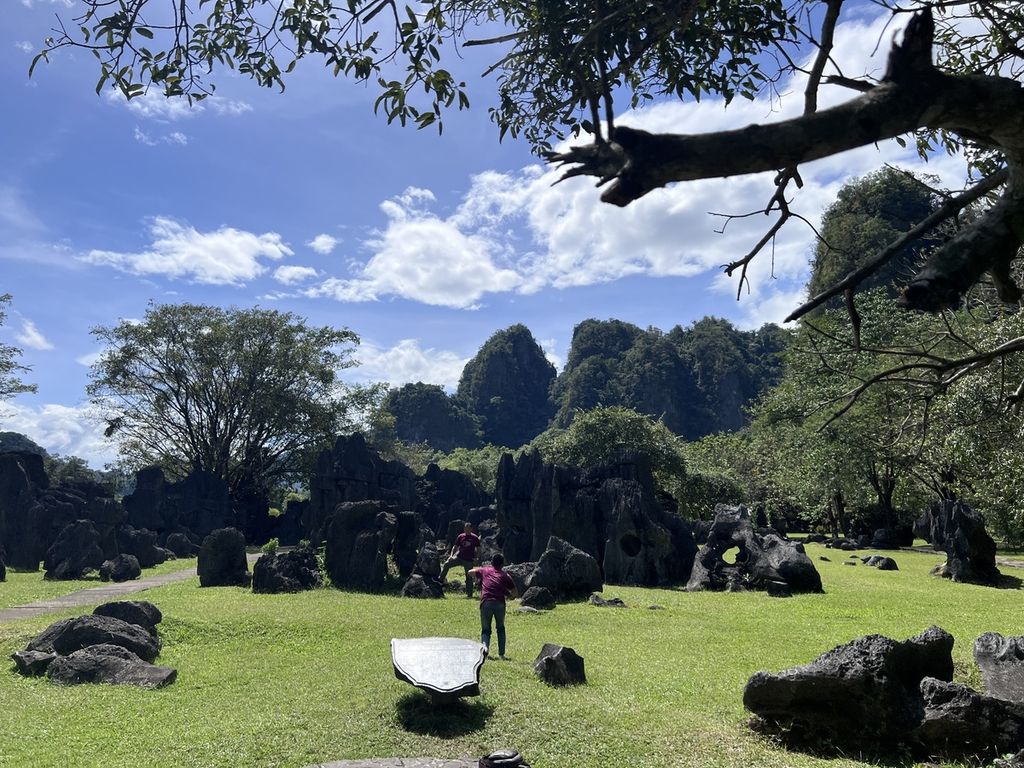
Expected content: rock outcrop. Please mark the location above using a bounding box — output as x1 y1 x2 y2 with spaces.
686 505 822 594
533 644 586 686
916 500 1000 585
99 554 142 582
323 501 396 591
44 520 105 580
46 643 177 688
527 537 603 599
251 544 322 594
197 527 250 587
975 633 1024 703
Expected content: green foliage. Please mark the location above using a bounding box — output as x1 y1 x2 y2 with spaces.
435 444 514 496
260 537 279 555
0 431 46 456
456 324 555 448
87 302 363 503
0 545 1020 767
678 432 758 519
0 295 36 402
379 382 480 451
43 454 98 486
552 317 788 439
536 405 686 500
807 168 943 305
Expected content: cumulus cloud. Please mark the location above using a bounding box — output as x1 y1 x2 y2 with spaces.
537 338 563 371
75 350 103 367
348 339 470 390
20 0 73 7
307 234 339 255
108 90 252 121
133 127 189 147
83 216 292 285
15 320 54 351
273 265 319 285
0 403 116 467
14 41 33 53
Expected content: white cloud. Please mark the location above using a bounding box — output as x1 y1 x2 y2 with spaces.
273 265 319 285
537 338 563 371
83 216 292 285
133 127 189 147
307 187 522 309
349 339 469 390
20 0 73 7
14 41 33 53
108 91 252 121
0 403 116 467
307 234 339 255
15 320 54 351
75 350 102 367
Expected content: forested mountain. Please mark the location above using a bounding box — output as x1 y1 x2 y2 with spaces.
380 383 481 452
552 317 789 439
456 324 557 448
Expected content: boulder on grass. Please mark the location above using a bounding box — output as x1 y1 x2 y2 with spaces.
92 600 162 635
47 643 176 688
37 614 161 662
534 643 586 686
251 544 321 594
99 554 142 583
912 677 1024 760
164 531 200 558
528 537 602 599
400 574 445 598
43 520 104 580
744 626 954 753
519 586 555 611
588 593 626 608
975 633 1024 703
198 527 250 587
918 500 1000 585
11 649 57 676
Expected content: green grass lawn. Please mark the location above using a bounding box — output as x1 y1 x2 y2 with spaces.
0 544 1019 768
0 558 198 611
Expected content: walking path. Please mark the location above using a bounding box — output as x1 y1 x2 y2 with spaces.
0 553 261 624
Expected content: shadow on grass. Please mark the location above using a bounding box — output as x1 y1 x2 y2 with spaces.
993 572 1023 590
396 692 493 737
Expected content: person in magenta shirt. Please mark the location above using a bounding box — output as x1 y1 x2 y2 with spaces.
469 553 518 659
440 522 481 598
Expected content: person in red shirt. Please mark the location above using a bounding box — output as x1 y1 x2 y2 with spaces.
469 553 518 659
440 522 481 597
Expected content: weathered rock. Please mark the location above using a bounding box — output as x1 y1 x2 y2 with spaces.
528 537 603 599
117 525 168 569
25 618 74 653
251 544 322 594
495 451 696 587
686 505 822 594
92 600 162 634
11 649 56 676
975 633 1024 703
121 466 168 532
122 465 234 540
0 452 49 570
519 586 555 610
323 501 396 591
804 533 828 544
913 677 1024 760
44 520 105 580
744 626 955 753
46 643 177 688
918 500 1000 585
99 554 142 582
588 593 626 608
871 526 913 550
503 562 536 595
43 614 161 662
533 643 586 686
306 433 417 543
164 531 200 558
197 527 250 587
0 556 5 582
400 574 445 598
766 580 792 598
413 541 442 579
393 510 426 579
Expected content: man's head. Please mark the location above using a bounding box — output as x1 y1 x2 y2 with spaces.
491 553 505 569
464 522 473 533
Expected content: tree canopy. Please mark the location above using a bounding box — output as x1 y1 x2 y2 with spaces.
88 303 366 502
0 295 36 403
379 381 480 452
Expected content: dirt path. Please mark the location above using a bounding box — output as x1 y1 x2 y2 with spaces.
0 553 260 624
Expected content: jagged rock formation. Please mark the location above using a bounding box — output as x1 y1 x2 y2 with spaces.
686 505 822 594
975 633 1024 703
533 644 586 686
305 434 417 543
496 450 695 587
44 520 105 580
528 536 603 599
251 544 322 593
197 527 250 587
323 501 397 591
916 500 1000 585
99 554 142 582
122 466 233 542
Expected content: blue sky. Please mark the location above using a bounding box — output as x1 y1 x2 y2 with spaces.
1 1 972 465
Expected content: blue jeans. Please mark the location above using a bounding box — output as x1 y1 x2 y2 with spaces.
480 600 507 656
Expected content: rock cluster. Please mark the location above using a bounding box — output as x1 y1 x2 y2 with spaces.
686 505 822 594
251 543 321 594
496 451 695 587
12 600 175 688
745 626 1024 761
916 499 1000 585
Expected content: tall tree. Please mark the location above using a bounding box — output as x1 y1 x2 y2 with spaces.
379 382 480 452
0 295 36 403
457 324 555 448
88 303 365 502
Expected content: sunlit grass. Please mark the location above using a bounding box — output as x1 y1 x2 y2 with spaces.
0 558 197 611
0 545 1019 768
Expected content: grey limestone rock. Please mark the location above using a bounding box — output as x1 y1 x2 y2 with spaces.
975 633 1024 703
46 643 176 688
93 600 162 635
533 643 586 686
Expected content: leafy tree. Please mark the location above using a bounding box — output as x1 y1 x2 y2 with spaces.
435 444 517 496
88 303 366 504
0 295 36 403
807 168 943 305
380 382 480 452
0 431 46 456
535 405 686 501
457 324 555 448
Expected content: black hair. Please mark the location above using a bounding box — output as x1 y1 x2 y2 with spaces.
491 553 505 569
